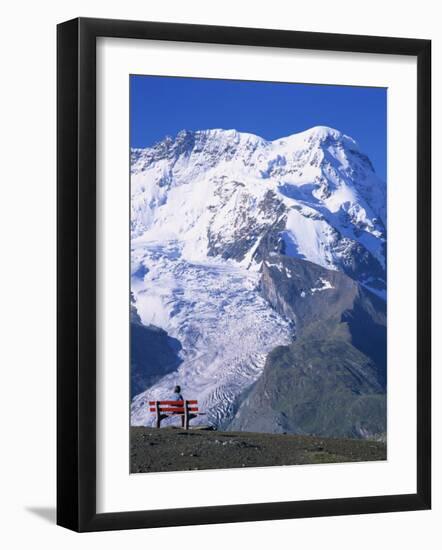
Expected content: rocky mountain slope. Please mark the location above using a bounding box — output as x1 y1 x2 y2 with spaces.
229 257 386 437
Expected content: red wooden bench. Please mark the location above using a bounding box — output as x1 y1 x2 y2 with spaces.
149 400 202 430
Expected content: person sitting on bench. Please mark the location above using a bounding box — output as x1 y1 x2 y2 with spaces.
149 390 202 430
171 385 185 428
171 385 183 402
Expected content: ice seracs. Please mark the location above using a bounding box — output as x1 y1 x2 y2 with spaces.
130 242 292 428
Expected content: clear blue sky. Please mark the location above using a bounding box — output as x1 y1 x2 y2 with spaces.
130 75 387 181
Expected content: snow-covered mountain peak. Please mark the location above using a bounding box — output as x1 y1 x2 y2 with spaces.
276 124 344 144
131 127 267 174
131 126 386 296
273 125 359 156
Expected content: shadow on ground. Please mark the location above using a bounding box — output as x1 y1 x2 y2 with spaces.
26 506 56 524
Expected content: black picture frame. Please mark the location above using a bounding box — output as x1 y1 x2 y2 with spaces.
57 17 431 532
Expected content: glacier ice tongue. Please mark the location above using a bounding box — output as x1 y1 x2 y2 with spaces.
130 241 292 428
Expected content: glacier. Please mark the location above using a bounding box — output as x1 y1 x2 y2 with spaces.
131 241 292 428
130 125 387 428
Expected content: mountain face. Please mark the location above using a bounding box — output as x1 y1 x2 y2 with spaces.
228 257 386 437
259 255 387 382
130 126 387 438
228 337 386 439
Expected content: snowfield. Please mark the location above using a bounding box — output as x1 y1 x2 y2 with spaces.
130 126 387 427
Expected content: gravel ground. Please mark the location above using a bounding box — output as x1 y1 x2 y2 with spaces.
130 426 386 473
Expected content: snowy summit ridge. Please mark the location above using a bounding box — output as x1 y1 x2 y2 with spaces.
130 126 387 428
131 125 386 290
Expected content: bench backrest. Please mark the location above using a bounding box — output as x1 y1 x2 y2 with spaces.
149 400 198 413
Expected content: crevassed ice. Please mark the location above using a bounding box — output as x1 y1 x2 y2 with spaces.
130 241 292 427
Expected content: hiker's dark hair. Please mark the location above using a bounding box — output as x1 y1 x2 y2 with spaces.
174 385 181 393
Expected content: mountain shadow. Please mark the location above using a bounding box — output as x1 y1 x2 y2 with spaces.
131 302 183 398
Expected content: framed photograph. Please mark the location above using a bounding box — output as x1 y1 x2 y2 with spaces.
57 17 431 532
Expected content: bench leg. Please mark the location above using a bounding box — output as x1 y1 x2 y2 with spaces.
184 400 189 430
155 401 161 428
